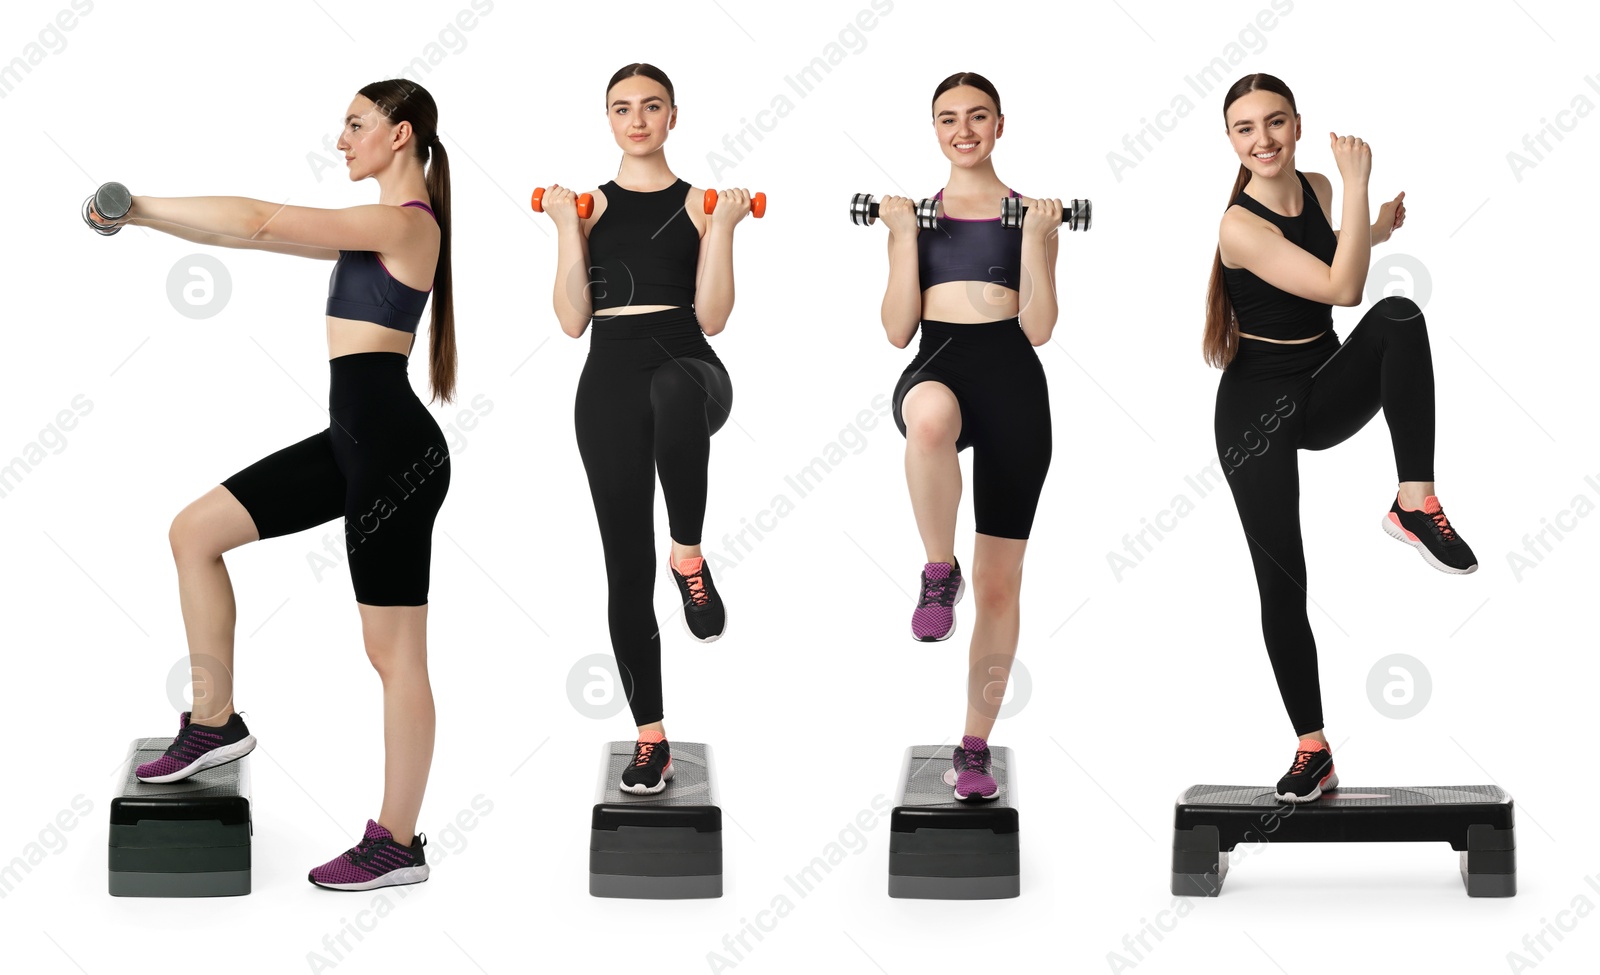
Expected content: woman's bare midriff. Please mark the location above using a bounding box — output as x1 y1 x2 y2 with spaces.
920 281 1020 324
327 317 417 359
1238 330 1327 344
594 304 683 316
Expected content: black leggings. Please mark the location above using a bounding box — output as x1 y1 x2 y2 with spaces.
891 318 1051 539
1213 295 1435 735
221 352 451 606
574 308 732 726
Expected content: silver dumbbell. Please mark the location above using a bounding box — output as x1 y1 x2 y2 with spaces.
82 181 132 236
1000 196 1091 232
849 193 942 231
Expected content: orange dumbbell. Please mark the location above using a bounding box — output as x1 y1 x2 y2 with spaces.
531 186 594 219
702 188 766 219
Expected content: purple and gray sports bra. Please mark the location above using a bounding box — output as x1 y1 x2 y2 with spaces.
917 188 1023 292
325 199 436 333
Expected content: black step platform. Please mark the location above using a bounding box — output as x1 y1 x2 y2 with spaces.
888 744 1018 899
1172 784 1515 897
590 741 721 898
109 737 252 897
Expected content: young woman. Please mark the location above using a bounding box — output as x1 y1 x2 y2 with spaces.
538 63 752 795
877 72 1062 802
90 80 456 887
1206 73 1478 802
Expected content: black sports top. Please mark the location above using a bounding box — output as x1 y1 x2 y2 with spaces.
1222 170 1339 341
917 188 1023 292
587 178 700 311
325 199 436 333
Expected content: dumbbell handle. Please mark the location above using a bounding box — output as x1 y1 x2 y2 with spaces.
703 188 766 218
1005 197 1092 232
849 193 941 229
531 186 594 219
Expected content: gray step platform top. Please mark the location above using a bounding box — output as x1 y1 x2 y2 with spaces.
892 744 1017 833
111 737 251 827
895 744 1015 810
592 741 720 832
1177 784 1510 807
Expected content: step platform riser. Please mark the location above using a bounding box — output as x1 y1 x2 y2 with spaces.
888 745 1019 899
1170 784 1515 897
589 741 722 899
108 736 253 897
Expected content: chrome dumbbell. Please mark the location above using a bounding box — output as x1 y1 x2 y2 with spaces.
1000 196 1091 232
849 193 942 231
82 181 132 236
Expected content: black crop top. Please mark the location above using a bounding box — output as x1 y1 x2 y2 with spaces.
917 188 1023 292
1222 170 1339 341
325 199 436 333
587 178 700 311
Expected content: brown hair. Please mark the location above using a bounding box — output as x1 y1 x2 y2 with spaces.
606 63 675 107
358 79 457 404
1203 73 1298 369
931 71 1001 117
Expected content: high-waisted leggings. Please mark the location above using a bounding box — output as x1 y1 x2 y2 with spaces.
221 351 451 606
1213 295 1435 735
574 308 732 726
891 317 1051 540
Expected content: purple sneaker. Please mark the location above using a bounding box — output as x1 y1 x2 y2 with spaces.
942 735 999 801
135 711 256 784
308 819 430 891
912 558 965 642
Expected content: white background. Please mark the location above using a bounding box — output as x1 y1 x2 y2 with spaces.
1 1 1595 973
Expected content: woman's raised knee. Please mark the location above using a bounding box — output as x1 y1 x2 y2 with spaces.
1376 295 1425 326
903 387 960 448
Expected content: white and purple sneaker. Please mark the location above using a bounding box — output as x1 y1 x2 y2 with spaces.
943 735 999 802
308 819 430 891
135 711 256 784
912 558 965 642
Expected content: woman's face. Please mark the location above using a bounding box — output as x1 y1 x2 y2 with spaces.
337 95 411 182
1226 89 1299 179
607 76 675 154
931 85 1002 168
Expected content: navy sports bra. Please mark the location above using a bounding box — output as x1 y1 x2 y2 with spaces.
1221 171 1339 342
587 179 700 311
325 199 436 333
917 188 1023 292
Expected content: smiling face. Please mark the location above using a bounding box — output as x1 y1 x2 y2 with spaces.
607 76 675 154
1226 89 1300 178
932 85 1002 167
337 94 412 182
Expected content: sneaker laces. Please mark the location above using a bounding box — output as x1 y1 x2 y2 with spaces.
681 571 709 607
1428 506 1459 543
923 570 957 607
632 739 660 767
344 834 383 865
959 747 989 774
1288 748 1322 775
161 719 214 757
